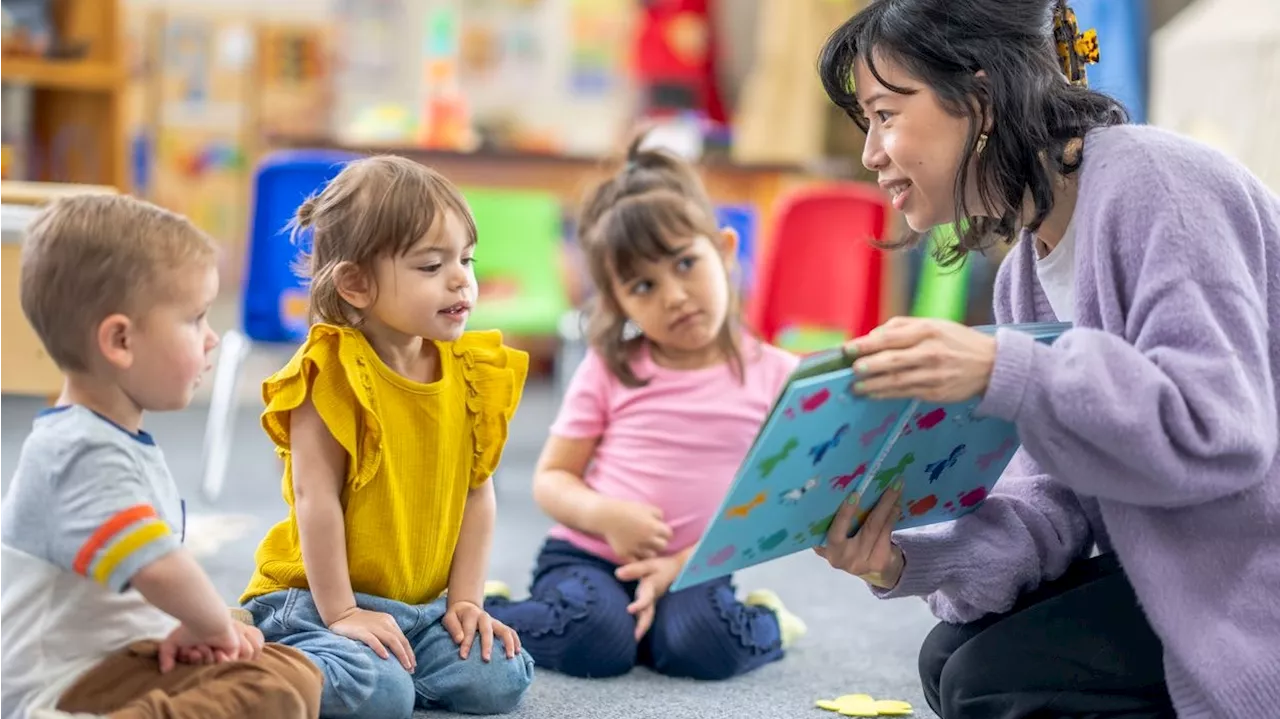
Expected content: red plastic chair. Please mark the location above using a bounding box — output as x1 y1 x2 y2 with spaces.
747 183 890 353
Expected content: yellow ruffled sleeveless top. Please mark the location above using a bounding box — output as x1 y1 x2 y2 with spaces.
240 324 528 606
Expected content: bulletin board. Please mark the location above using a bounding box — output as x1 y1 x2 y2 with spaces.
123 6 333 289
328 0 636 157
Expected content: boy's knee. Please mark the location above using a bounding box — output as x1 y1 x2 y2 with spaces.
258 645 324 716
431 640 534 714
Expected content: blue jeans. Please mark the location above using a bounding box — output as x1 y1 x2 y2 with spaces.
245 589 534 718
485 539 783 680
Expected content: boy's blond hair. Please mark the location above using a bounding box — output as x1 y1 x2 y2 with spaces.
19 194 218 373
288 155 477 326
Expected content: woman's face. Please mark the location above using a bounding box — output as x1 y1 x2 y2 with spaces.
854 53 979 232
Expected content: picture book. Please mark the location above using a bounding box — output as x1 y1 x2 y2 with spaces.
669 321 1071 591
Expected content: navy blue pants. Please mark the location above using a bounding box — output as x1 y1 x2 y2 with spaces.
485 540 784 680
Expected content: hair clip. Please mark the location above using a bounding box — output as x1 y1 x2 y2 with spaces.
1052 3 1100 87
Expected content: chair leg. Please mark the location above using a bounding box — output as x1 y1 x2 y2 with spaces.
201 329 252 503
555 310 587 400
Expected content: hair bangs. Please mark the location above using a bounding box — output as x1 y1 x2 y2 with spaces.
592 190 718 283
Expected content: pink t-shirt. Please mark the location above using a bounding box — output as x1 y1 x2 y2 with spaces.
548 339 799 565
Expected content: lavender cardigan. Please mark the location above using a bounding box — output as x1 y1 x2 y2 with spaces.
882 125 1280 718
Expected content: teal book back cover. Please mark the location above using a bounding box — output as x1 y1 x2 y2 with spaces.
670 321 1069 591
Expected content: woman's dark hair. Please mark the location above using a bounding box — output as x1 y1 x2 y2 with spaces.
577 132 747 388
818 0 1128 263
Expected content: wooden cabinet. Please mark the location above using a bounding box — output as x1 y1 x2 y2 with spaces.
2 0 127 190
1 182 117 397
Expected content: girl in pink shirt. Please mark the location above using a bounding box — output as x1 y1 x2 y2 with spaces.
484 136 806 680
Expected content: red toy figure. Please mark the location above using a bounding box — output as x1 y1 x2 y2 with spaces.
633 0 726 122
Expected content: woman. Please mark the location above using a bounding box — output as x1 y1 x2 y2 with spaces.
812 1 1280 718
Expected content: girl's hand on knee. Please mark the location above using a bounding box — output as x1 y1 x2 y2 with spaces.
491 618 522 660
444 601 518 662
814 487 906 590
328 607 416 672
616 555 682 640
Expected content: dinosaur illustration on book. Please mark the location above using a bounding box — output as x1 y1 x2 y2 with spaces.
925 444 966 483
725 492 767 519
873 453 916 491
758 437 799 478
809 423 850 465
830 463 867 491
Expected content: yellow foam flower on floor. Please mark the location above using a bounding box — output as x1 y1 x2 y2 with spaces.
815 694 913 716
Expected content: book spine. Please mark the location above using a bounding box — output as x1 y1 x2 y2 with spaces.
852 399 919 500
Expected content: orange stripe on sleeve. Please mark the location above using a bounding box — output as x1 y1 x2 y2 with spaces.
72 504 158 576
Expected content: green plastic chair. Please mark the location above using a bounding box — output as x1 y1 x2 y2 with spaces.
461 187 569 337
910 223 971 321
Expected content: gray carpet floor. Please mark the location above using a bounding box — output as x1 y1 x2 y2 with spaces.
1 383 940 718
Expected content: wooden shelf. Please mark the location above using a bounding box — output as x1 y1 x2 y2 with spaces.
1 57 122 91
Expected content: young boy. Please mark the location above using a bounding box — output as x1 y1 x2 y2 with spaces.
0 195 323 718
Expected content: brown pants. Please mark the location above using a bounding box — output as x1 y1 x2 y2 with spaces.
57 641 322 719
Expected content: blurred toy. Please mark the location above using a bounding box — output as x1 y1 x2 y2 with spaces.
418 6 477 150
634 0 726 122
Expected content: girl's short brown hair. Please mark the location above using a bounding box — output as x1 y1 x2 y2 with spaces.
578 134 747 388
290 155 476 326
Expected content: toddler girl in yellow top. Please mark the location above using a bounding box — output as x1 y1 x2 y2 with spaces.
239 156 533 718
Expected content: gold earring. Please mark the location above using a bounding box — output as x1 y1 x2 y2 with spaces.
976 133 989 154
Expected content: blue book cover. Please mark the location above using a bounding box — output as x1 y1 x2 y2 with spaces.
670 322 1071 591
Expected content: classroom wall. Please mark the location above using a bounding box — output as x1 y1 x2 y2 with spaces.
126 0 328 20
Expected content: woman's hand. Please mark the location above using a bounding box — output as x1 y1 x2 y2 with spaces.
814 487 905 590
847 317 997 404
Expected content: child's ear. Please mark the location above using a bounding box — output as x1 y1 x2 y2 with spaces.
334 261 375 310
718 227 739 265
97 314 134 370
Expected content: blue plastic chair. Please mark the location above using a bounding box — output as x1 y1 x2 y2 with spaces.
715 203 757 297
202 149 360 501
241 150 361 342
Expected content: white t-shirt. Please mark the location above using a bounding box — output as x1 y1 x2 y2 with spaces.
0 407 183 716
1035 219 1076 322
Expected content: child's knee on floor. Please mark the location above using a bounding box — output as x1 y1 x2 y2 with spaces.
319 646 417 719
424 636 534 715
487 565 638 678
644 584 784 681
